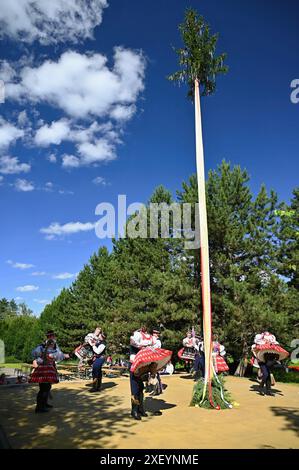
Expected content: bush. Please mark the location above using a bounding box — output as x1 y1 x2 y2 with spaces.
274 369 299 384
1 355 21 364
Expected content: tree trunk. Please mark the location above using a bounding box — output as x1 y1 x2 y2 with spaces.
234 340 248 377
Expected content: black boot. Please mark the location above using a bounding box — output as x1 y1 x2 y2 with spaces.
35 406 49 413
96 377 102 391
259 383 266 396
89 378 99 392
266 381 274 396
138 392 148 417
131 398 141 420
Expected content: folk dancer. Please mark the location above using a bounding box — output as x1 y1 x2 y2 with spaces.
129 326 153 362
129 327 172 420
30 330 69 413
89 332 106 393
148 329 163 395
179 331 196 372
212 335 229 374
251 332 289 396
193 335 205 380
74 326 103 370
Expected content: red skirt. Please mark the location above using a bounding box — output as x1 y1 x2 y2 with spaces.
214 355 229 373
130 347 172 375
253 343 289 362
29 364 59 384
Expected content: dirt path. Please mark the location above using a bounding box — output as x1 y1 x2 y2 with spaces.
0 374 298 449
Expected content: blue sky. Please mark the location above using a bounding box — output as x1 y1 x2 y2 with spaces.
0 0 298 315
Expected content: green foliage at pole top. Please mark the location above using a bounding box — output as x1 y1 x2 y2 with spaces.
168 8 228 98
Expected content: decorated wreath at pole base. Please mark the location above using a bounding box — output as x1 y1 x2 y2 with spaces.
191 375 234 410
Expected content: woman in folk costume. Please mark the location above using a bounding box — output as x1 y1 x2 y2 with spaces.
181 331 196 360
129 325 153 362
178 330 198 373
251 331 289 396
30 330 69 413
89 331 106 393
129 327 172 420
212 335 229 374
74 326 102 369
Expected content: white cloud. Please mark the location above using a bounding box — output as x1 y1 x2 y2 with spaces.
52 272 75 280
16 285 39 292
0 155 31 174
110 104 136 121
45 181 53 190
35 119 71 146
0 0 108 45
33 299 50 304
40 221 96 238
0 60 16 82
0 117 24 149
62 154 80 169
6 48 145 120
48 153 57 163
17 110 30 127
14 178 35 192
93 176 107 186
58 189 74 195
7 260 35 269
4 48 145 169
31 271 46 276
77 138 115 164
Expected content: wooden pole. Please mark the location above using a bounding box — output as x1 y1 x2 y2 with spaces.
194 78 213 400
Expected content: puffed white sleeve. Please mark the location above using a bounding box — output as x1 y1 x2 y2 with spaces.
92 343 106 355
130 331 140 347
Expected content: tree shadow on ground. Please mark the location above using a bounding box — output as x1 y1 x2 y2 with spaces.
0 380 170 449
249 384 284 396
270 407 299 438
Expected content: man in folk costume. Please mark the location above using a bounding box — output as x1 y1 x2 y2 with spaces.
193 335 205 380
251 331 289 396
30 330 69 413
74 326 103 369
129 325 153 419
89 331 106 393
149 329 163 395
129 327 172 420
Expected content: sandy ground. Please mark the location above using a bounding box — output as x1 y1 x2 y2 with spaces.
0 373 298 449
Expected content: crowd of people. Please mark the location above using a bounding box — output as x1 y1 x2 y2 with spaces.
28 326 289 417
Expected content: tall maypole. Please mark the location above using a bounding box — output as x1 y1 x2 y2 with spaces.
168 9 229 407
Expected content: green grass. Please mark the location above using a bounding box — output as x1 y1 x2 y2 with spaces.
0 363 31 369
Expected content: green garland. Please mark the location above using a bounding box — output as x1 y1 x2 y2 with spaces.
190 375 233 409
